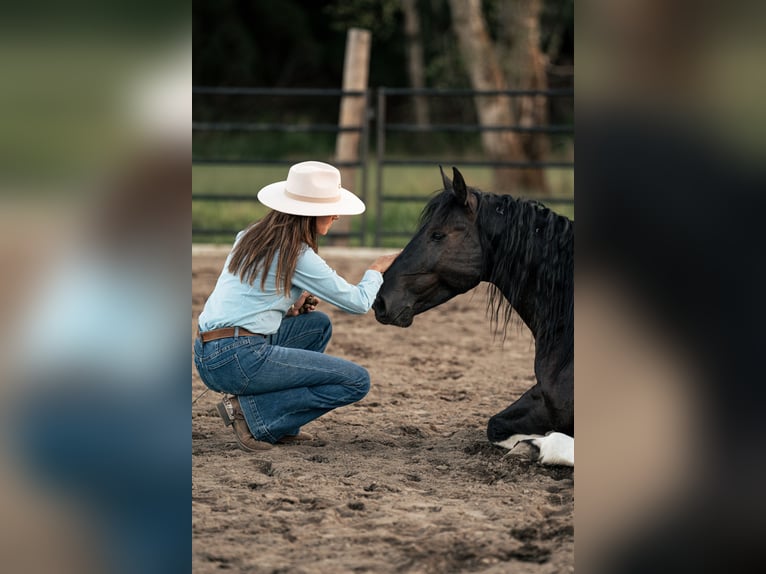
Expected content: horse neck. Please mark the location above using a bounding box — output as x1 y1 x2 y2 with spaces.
478 199 545 340
489 262 542 339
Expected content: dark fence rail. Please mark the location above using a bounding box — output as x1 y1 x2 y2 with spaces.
377 87 573 96
193 123 363 133
385 124 573 134
193 87 366 96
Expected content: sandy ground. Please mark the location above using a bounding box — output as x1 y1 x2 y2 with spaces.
192 247 573 573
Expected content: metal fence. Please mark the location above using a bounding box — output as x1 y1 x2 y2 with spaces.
193 87 574 246
192 87 370 244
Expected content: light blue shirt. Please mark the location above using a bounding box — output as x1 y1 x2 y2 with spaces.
198 234 383 335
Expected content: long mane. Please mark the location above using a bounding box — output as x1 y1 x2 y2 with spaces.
419 189 574 360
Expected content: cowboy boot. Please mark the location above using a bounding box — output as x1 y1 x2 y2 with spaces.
216 395 273 452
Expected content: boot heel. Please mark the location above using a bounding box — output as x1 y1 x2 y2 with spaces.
217 400 234 426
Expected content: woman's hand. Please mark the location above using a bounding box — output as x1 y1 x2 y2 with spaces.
286 291 320 317
368 252 400 274
301 294 320 313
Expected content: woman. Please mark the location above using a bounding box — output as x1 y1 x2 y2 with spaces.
194 161 398 452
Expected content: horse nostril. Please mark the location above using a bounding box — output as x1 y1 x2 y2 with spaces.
373 295 386 316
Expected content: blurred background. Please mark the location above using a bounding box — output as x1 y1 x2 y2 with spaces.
192 0 574 246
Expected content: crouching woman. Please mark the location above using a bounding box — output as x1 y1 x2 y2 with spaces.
194 161 397 452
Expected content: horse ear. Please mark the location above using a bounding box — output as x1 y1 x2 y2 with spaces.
452 167 478 214
439 165 452 191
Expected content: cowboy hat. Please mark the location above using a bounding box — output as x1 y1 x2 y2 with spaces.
257 161 365 216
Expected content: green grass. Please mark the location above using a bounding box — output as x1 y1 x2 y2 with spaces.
193 162 574 247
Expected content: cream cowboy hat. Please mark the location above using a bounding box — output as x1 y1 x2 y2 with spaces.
257 161 366 216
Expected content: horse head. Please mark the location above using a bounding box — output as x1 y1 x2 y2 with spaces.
373 167 485 327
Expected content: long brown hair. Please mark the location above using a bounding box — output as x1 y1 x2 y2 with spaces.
228 211 318 293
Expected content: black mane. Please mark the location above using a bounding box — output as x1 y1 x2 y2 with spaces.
419 188 574 360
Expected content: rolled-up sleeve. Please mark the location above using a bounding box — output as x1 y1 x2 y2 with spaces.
292 249 383 314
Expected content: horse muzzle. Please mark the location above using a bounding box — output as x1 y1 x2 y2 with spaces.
373 296 414 327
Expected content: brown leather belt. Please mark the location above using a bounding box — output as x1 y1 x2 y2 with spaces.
198 327 265 343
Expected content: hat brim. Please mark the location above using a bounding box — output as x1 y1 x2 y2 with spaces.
257 181 366 216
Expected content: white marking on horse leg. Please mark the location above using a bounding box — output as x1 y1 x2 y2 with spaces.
494 433 544 451
528 432 574 466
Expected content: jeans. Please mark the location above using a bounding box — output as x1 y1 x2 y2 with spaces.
194 311 370 443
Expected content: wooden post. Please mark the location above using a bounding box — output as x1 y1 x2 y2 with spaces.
334 28 371 243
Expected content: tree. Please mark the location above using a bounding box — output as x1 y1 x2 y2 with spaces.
498 0 549 192
401 0 430 125
447 0 549 194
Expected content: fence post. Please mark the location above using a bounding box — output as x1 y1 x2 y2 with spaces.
375 88 386 248
335 28 371 244
359 90 371 244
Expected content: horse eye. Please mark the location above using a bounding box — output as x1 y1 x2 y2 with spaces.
430 231 446 241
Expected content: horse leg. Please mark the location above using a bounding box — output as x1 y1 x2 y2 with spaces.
502 432 574 466
487 383 575 466
486 383 552 442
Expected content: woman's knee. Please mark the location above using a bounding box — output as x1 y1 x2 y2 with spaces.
304 311 332 350
348 367 370 401
304 310 330 327
313 311 332 336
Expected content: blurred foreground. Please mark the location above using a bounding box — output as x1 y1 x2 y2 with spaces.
577 1 766 572
0 4 190 573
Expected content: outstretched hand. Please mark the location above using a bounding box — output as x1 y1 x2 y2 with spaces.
369 251 401 274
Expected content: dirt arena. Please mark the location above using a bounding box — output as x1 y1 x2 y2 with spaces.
192 246 573 573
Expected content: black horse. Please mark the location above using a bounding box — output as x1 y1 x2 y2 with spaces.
373 167 573 464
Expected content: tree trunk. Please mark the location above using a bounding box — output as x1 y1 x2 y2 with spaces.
498 0 550 194
401 0 430 126
447 0 526 193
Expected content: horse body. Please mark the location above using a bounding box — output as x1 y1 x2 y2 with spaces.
373 167 574 466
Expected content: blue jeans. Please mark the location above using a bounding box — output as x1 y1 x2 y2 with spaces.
194 312 370 443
